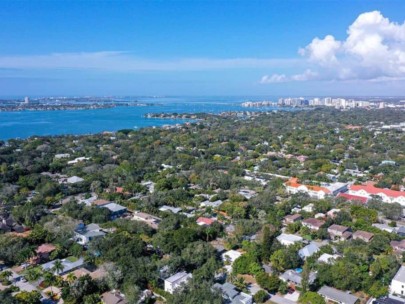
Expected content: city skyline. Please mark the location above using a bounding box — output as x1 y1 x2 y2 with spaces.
1 0 405 96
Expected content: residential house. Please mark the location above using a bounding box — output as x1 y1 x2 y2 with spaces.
222 250 242 273
67 157 90 165
164 272 192 294
352 230 374 243
0 216 24 233
280 269 317 287
159 205 182 214
372 223 397 234
238 189 257 200
303 203 315 213
41 257 85 275
200 200 223 209
277 234 303 246
327 209 341 218
348 182 405 206
74 223 106 245
284 214 303 225
390 266 405 297
196 217 216 226
302 218 325 231
318 253 340 264
99 202 127 219
132 212 161 230
213 282 253 304
328 224 352 241
391 240 405 252
101 291 128 304
63 176 84 184
298 242 320 260
318 286 359 304
35 244 56 263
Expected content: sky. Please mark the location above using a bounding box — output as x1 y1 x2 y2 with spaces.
1 0 405 97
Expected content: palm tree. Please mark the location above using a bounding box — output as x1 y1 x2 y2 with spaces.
66 272 77 286
52 260 64 275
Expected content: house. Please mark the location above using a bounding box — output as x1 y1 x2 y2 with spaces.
280 269 317 287
318 253 340 264
352 230 374 243
284 214 303 225
277 234 303 246
67 157 90 165
35 244 56 262
101 291 128 304
41 257 85 275
74 223 106 245
348 183 405 206
159 205 182 214
390 266 405 297
100 202 127 219
318 286 359 304
372 223 397 234
390 240 405 252
222 250 242 265
196 217 216 226
303 203 315 213
164 272 192 294
397 227 405 237
200 200 223 209
54 153 70 159
337 193 368 204
298 242 320 259
302 218 325 231
60 176 84 184
373 295 405 304
328 224 352 241
92 199 111 207
0 216 25 233
238 189 257 200
327 209 341 218
213 282 253 304
132 212 161 229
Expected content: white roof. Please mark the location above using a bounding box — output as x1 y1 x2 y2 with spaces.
165 271 191 284
318 253 339 264
393 266 405 283
277 233 303 243
67 176 84 183
222 250 242 263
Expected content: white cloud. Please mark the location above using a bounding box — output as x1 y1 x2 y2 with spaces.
0 52 301 72
260 74 288 83
261 11 405 83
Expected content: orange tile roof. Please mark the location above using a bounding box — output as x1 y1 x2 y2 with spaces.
285 178 330 194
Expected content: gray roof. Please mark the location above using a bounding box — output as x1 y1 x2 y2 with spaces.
318 286 359 304
41 257 85 275
165 271 191 284
103 203 127 213
280 270 316 285
299 242 320 258
213 282 239 299
393 266 405 283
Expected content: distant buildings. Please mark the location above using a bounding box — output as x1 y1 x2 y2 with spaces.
285 178 347 199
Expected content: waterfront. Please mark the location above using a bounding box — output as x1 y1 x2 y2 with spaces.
0 96 288 140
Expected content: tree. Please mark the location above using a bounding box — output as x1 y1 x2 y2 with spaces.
299 292 326 304
14 290 42 304
256 272 280 292
261 226 273 262
301 262 310 293
52 260 65 275
254 290 269 303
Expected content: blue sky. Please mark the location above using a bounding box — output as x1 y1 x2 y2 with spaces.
1 0 405 96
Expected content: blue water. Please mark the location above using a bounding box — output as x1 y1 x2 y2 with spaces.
0 96 294 140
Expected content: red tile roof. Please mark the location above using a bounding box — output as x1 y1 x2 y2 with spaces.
36 243 56 254
349 184 405 198
337 193 368 204
196 217 216 226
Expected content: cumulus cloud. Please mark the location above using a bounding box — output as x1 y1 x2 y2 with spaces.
261 11 405 83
